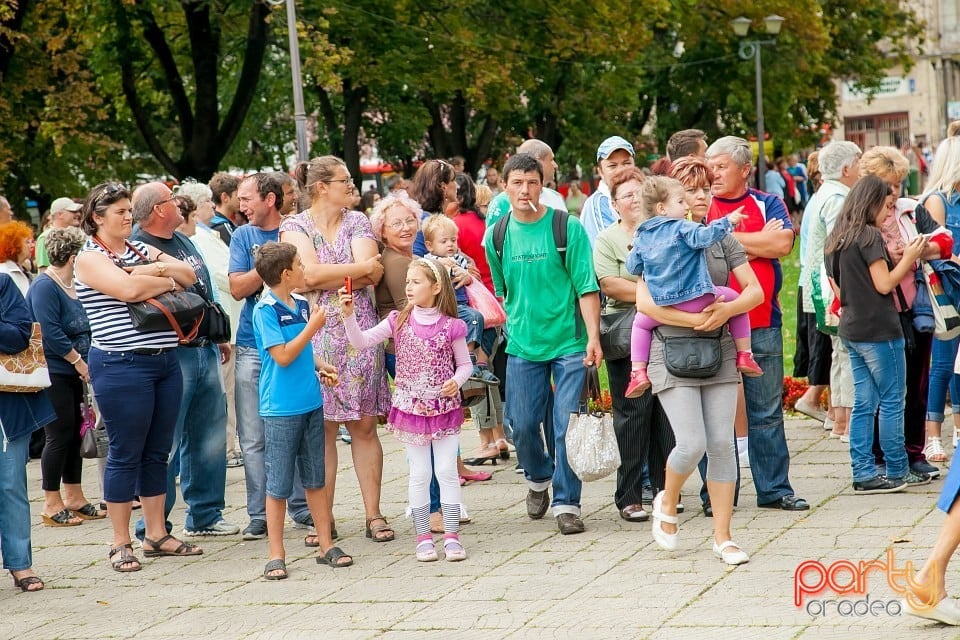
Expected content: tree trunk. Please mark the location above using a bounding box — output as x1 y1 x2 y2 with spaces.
342 79 368 191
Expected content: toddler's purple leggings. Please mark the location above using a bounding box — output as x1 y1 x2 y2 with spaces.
631 286 750 363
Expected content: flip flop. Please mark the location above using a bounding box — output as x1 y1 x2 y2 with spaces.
41 509 83 527
69 503 106 520
316 546 353 568
263 558 288 580
142 534 203 557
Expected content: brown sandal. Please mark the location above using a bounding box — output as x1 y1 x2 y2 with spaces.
10 571 45 592
108 544 142 573
142 534 203 557
365 515 395 542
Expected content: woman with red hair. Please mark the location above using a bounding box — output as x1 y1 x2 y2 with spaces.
0 221 34 296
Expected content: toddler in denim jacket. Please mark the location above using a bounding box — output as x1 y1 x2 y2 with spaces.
624 176 762 397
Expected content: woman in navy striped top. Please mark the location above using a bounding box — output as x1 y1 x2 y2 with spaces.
74 182 199 573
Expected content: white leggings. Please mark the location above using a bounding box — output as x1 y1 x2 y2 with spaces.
406 434 462 535
658 383 739 483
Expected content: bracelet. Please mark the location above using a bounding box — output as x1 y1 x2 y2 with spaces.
169 277 177 292
68 354 82 365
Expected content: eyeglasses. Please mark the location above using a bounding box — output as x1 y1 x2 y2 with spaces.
323 178 353 186
616 192 642 202
155 195 178 208
387 217 419 231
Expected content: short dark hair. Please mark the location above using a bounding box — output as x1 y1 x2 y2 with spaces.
501 153 543 183
666 129 706 161
455 172 476 212
209 173 240 205
242 172 285 211
254 241 298 287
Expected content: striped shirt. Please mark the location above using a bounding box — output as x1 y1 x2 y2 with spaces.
76 238 180 350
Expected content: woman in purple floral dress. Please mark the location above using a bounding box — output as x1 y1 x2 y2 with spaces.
281 156 395 543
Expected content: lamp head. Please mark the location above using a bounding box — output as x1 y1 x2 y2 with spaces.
731 16 751 37
764 14 785 35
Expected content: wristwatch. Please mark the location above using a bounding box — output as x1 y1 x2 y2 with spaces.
156 261 166 275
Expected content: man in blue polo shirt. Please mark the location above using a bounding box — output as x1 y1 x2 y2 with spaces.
229 173 312 541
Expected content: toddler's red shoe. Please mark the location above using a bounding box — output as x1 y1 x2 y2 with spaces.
624 369 651 398
737 352 763 377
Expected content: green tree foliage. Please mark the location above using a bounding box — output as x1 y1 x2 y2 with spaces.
0 0 927 204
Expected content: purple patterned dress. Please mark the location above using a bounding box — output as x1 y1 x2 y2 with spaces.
387 312 466 445
279 210 390 421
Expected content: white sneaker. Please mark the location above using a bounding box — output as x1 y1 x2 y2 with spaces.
183 519 240 536
823 415 835 431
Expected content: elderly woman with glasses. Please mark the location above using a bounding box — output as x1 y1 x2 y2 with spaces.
73 182 199 573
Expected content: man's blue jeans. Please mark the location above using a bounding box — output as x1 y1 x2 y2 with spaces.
742 327 796 504
136 344 227 538
505 352 585 516
844 337 908 482
235 346 309 523
0 433 33 570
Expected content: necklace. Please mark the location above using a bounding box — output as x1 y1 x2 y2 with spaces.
48 268 74 291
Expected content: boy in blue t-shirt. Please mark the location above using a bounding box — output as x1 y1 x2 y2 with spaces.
252 242 352 579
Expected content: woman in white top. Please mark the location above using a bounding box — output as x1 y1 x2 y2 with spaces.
74 182 199 573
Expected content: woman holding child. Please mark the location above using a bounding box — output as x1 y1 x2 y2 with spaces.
633 161 764 566
281 156 394 544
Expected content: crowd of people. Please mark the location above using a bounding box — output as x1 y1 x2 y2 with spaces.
1 123 960 623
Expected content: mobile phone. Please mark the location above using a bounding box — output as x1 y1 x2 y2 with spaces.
344 276 352 294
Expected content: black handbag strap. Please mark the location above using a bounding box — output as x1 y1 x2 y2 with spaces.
579 365 601 410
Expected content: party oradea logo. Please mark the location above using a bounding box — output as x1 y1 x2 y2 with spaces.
794 550 938 618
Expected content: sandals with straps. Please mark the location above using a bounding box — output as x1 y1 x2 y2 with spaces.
925 436 948 463
365 514 395 542
142 534 203 557
108 544 142 572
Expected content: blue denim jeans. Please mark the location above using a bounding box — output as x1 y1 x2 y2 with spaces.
741 327 796 504
505 352 586 516
926 335 960 422
235 346 308 522
136 344 228 538
90 348 182 503
264 408 326 498
0 433 32 570
844 337 908 482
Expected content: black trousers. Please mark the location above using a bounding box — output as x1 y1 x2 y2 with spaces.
41 373 84 491
606 356 674 508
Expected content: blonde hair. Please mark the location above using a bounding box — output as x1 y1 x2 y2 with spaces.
923 136 960 198
394 259 458 330
475 184 492 208
860 146 909 183
421 214 458 245
369 194 423 242
641 176 685 218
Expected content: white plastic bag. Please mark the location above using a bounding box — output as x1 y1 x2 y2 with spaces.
565 410 620 482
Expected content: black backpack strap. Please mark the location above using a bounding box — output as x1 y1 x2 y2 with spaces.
491 211 512 297
552 208 569 267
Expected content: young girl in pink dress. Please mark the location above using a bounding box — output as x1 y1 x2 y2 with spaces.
340 259 474 562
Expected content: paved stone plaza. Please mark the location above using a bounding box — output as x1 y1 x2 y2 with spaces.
6 414 960 639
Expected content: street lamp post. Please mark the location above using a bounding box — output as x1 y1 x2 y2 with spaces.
731 15 784 192
268 0 309 164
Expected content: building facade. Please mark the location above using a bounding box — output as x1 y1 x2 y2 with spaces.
835 0 960 150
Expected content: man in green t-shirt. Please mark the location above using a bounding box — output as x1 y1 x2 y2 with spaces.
484 153 602 536
36 197 82 271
